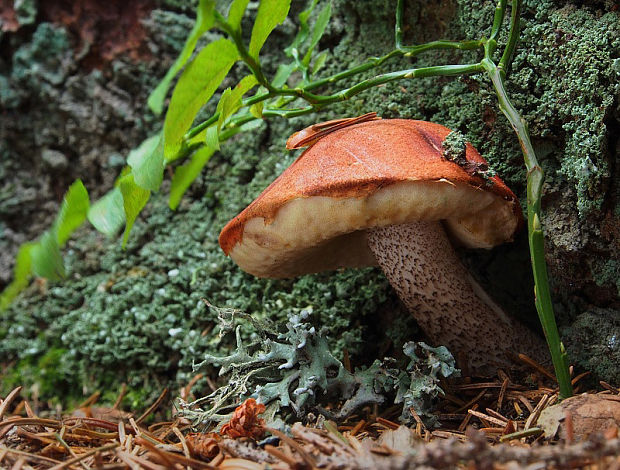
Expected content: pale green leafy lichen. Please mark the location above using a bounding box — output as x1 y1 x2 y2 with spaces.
183 306 458 427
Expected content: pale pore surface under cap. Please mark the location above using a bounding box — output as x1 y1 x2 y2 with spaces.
367 221 548 374
228 180 519 278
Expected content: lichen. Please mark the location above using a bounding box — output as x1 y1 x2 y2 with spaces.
12 22 71 92
591 259 619 296
442 129 496 182
14 0 37 27
514 2 618 216
442 130 468 163
182 306 458 427
563 308 620 385
145 9 200 56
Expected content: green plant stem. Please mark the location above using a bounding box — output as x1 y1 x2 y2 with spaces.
482 58 572 399
484 0 572 399
395 0 405 49
396 0 483 54
490 0 508 41
499 0 522 77
304 63 485 105
215 12 273 91
185 38 482 142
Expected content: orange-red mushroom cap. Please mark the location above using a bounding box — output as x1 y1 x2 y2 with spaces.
219 119 523 278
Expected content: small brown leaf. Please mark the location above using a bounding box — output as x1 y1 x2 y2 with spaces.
286 113 380 149
538 393 620 441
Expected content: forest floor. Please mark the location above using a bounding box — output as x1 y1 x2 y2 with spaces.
1 366 619 469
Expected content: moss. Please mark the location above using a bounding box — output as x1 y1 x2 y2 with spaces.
14 0 37 27
517 3 618 215
1 184 393 403
442 130 467 162
591 259 619 295
146 9 199 55
156 0 197 12
12 22 71 91
2 347 81 405
563 308 620 385
0 75 19 107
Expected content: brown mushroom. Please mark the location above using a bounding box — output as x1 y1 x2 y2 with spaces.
219 116 548 374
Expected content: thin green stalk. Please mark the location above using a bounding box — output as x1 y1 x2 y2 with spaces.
214 12 273 91
231 106 317 125
490 0 508 41
272 62 483 108
485 0 572 398
301 50 401 89
396 0 482 54
499 0 522 77
482 58 572 399
185 37 483 142
395 0 405 49
308 63 484 105
401 39 483 56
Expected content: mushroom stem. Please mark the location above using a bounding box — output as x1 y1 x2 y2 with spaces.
366 221 548 375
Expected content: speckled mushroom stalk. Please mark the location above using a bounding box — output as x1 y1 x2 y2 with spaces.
367 221 548 374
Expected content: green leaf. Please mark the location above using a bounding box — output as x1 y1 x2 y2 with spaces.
250 101 264 118
248 0 291 60
31 231 65 280
147 0 216 115
169 146 216 210
196 75 258 152
302 2 331 67
312 50 328 75
119 174 151 247
163 38 238 160
127 134 164 189
206 124 220 150
227 0 250 31
271 62 297 88
0 243 34 310
88 187 125 236
216 74 258 131
0 181 89 308
54 179 90 246
285 0 319 56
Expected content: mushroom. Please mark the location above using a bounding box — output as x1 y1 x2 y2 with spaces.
219 115 548 374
